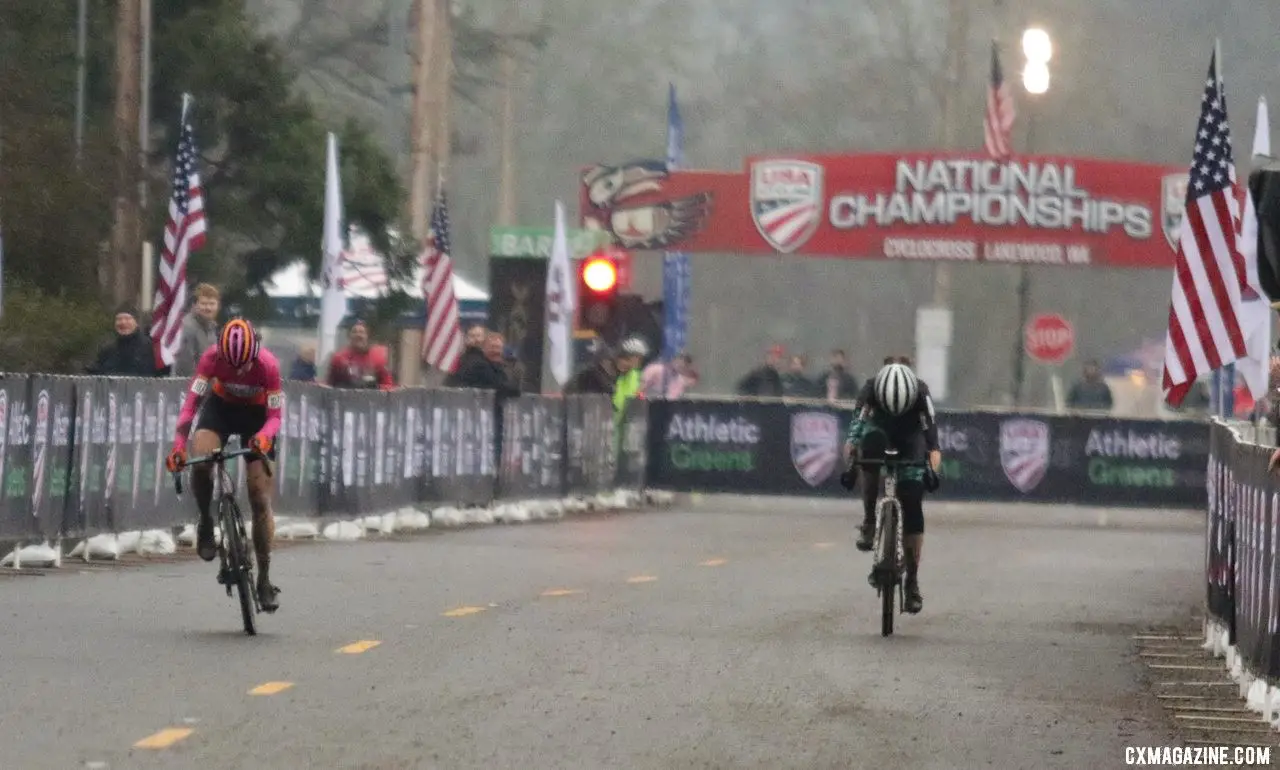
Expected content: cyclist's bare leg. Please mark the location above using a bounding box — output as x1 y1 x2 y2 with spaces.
245 460 278 611
190 430 221 561
856 467 879 551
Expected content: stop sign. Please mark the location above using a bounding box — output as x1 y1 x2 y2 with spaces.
1024 314 1075 364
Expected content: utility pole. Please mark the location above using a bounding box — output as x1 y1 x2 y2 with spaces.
434 0 453 189
384 0 414 180
74 0 88 167
496 1 519 226
931 0 971 307
407 0 439 240
138 0 154 311
109 0 142 305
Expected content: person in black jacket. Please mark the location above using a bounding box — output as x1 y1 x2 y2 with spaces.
87 306 161 377
444 325 487 387
453 331 520 399
736 345 785 397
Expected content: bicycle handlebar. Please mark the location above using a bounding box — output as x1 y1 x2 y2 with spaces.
172 447 274 495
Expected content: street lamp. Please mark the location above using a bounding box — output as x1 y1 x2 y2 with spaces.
1022 27 1052 63
1011 26 1052 406
1022 61 1050 95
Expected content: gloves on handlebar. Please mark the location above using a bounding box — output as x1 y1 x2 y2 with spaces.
165 448 187 473
248 433 273 456
839 468 858 491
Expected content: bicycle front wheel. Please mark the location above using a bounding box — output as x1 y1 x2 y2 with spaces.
221 497 257 636
878 502 900 637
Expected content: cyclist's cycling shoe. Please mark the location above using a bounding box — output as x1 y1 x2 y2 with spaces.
196 518 217 562
257 579 280 613
904 580 923 614
855 524 875 552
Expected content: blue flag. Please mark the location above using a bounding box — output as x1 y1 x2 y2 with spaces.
662 83 690 363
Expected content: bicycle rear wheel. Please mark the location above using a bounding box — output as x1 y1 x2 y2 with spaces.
878 504 900 637
221 497 257 636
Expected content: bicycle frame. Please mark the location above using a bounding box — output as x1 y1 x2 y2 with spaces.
172 446 274 635
855 450 928 636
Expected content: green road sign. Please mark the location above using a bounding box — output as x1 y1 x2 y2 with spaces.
489 226 611 259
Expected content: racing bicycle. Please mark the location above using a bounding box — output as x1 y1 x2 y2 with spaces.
173 446 274 636
854 449 928 637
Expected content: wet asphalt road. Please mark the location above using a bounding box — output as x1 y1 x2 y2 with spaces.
0 496 1202 769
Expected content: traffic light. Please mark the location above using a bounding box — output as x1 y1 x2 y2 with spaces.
577 251 619 334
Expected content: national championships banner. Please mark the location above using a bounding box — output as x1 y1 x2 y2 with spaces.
579 153 1187 268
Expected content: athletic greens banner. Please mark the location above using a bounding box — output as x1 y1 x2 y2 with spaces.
645 399 1209 508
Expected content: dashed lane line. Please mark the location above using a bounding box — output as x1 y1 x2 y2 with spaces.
626 575 658 583
249 681 294 695
699 558 728 567
336 640 382 654
134 728 194 749
540 589 583 597
441 606 487 617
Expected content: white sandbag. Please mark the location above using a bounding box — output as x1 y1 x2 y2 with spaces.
276 520 320 540
1247 680 1268 712
393 510 431 531
176 523 223 548
494 503 530 524
1 542 59 568
468 507 495 526
430 507 464 527
322 521 363 541
116 531 142 555
68 537 113 559
137 530 177 556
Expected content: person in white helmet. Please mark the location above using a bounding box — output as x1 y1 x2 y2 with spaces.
840 360 941 614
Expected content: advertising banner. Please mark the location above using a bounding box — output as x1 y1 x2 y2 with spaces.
646 400 1210 507
579 153 1185 268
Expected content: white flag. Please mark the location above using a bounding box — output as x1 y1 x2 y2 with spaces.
317 132 347 376
545 200 576 387
1237 96 1272 399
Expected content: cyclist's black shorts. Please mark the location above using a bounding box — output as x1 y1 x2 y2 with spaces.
858 427 926 535
193 397 276 461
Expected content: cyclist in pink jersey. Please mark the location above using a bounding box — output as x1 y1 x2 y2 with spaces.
166 318 285 612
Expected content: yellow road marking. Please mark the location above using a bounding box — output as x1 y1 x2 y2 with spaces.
134 728 193 749
249 681 294 696
813 542 836 549
442 606 486 617
626 575 658 583
540 589 583 597
699 558 727 567
336 640 382 654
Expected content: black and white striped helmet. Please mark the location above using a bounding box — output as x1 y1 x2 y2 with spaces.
874 363 919 416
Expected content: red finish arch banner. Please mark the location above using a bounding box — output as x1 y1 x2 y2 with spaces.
578 153 1189 268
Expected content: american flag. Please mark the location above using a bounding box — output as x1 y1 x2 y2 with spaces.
983 41 1016 160
420 190 464 372
1161 51 1249 407
150 97 207 368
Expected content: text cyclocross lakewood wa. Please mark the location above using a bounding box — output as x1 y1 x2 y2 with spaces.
1125 745 1272 766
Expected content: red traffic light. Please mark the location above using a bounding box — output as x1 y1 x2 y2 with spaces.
582 257 618 293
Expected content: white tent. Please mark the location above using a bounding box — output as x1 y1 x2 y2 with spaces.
262 231 488 301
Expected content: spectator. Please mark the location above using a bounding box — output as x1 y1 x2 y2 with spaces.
173 283 221 377
736 345 785 397
566 341 621 396
821 349 860 402
454 331 520 400
640 352 699 400
289 342 318 382
781 354 817 397
444 324 487 387
87 306 160 376
326 320 395 390
1066 359 1114 411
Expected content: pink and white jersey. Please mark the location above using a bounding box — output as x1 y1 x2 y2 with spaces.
174 346 284 449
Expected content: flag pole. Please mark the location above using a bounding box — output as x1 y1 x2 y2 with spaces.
1216 38 1237 419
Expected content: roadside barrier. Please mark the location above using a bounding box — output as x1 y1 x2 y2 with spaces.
644 396 1209 508
1203 420 1280 723
0 375 658 566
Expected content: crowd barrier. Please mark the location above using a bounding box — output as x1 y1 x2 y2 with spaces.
0 374 648 546
643 397 1210 508
1202 420 1280 721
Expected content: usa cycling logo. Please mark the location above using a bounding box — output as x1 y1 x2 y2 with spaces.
999 418 1050 493
791 411 839 487
750 160 823 253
